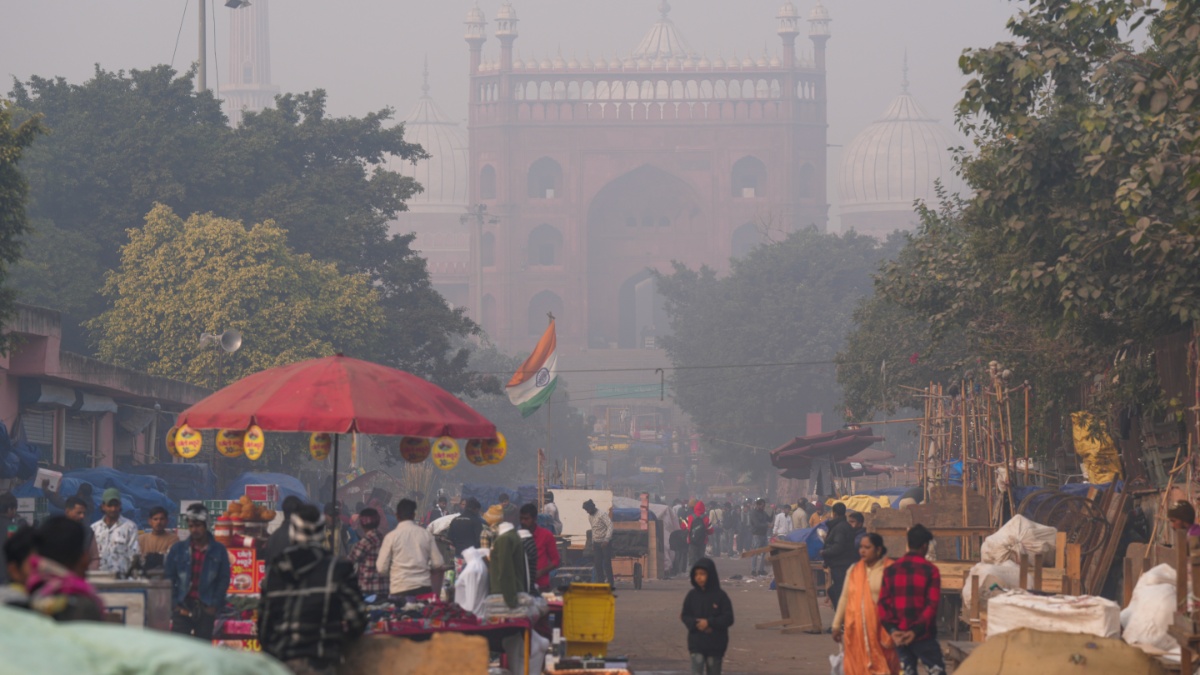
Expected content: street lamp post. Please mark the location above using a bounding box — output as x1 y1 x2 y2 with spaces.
198 0 253 93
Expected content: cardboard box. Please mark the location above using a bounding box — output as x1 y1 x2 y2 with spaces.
244 485 279 503
35 468 62 493
227 548 264 595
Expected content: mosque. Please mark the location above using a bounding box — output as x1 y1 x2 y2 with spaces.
219 1 962 431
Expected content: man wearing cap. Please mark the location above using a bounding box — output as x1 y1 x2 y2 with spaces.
259 504 366 675
582 500 614 587
164 504 230 640
92 488 139 577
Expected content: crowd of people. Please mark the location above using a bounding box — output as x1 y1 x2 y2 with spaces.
0 488 573 675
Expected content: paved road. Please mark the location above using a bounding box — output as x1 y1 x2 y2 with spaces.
607 551 839 675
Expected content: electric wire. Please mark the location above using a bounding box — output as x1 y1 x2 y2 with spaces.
170 0 190 68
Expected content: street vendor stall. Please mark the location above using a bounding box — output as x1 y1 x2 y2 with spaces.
172 354 511 663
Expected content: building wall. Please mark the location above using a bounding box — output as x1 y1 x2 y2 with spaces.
0 305 208 471
468 51 828 352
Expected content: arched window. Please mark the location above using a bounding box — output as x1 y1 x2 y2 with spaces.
479 165 497 200
796 163 816 199
481 232 496 267
527 157 563 199
528 290 564 335
731 155 767 198
527 224 563 266
731 222 761 258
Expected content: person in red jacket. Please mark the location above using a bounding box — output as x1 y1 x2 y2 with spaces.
519 504 560 591
877 524 944 675
683 501 714 568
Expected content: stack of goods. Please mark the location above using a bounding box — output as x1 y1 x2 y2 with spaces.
367 600 483 633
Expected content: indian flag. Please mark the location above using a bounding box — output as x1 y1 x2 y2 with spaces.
506 319 558 417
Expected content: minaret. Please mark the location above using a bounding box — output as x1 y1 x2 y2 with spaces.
809 0 831 127
465 3 487 77
777 2 800 68
221 0 281 127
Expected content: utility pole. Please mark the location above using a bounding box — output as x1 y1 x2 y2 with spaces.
198 0 207 92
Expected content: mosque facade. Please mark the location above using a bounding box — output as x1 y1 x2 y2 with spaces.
462 1 832 355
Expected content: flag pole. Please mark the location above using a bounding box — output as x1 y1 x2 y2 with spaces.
545 312 554 454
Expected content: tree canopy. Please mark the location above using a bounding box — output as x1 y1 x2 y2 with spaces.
91 204 383 385
7 65 477 393
655 228 903 472
0 101 44 354
838 0 1200 444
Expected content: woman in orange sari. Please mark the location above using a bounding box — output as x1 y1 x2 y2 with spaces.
831 533 898 675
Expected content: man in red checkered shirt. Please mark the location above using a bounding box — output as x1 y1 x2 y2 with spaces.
347 508 388 599
877 524 945 675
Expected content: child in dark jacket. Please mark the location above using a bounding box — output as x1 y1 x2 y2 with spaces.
680 557 734 675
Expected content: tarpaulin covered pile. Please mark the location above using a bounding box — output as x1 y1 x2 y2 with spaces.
14 467 175 528
125 463 217 502
781 525 825 559
224 472 308 503
0 422 38 480
460 483 539 509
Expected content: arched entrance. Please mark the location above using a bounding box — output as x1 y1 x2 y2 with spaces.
586 165 703 348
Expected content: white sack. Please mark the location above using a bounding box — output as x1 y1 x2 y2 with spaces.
961 560 1021 611
986 590 1120 639
980 514 1057 565
1121 563 1178 653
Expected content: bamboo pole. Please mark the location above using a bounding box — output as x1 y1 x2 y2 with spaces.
962 380 969 527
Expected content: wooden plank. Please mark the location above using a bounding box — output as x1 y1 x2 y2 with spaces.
1054 532 1067 569
1066 543 1082 596
1123 557 1135 608
1018 554 1029 590
872 526 994 538
1032 552 1043 592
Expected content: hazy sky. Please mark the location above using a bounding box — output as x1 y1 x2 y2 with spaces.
1 0 1018 230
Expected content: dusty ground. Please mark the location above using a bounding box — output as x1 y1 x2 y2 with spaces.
608 553 839 675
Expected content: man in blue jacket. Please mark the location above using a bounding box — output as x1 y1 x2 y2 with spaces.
164 504 230 640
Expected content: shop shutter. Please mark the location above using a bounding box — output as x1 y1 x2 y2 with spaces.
21 409 54 446
65 416 94 451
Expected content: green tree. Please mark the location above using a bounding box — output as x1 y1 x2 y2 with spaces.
9 67 476 390
90 204 384 385
955 0 1200 339
0 100 44 352
655 228 903 472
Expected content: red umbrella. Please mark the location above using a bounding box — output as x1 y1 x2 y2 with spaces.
176 355 496 552
176 354 495 439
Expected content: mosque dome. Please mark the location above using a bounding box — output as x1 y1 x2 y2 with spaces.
839 68 964 235
389 63 468 213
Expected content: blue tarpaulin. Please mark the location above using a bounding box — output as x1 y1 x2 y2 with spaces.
782 526 825 559
124 463 217 502
459 483 539 509
13 467 176 528
223 473 308 503
0 421 39 481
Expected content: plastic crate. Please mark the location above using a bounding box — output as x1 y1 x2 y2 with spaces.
563 582 615 657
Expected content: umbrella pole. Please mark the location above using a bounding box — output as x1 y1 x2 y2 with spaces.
332 434 341 556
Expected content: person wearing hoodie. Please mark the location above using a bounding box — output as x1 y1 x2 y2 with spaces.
680 557 734 675
821 502 860 608
259 504 367 675
684 501 714 568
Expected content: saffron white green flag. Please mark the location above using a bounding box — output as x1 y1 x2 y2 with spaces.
506 319 558 417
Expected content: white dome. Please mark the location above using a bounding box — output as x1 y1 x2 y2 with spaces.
389 69 468 213
839 85 964 219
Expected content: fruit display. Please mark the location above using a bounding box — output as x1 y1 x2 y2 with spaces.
223 495 276 522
